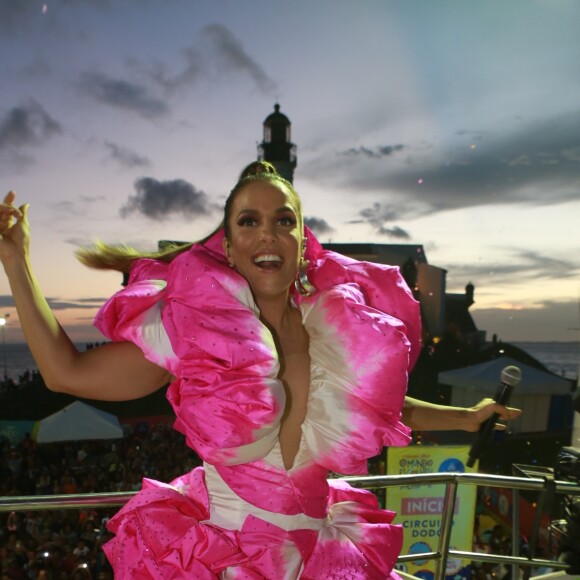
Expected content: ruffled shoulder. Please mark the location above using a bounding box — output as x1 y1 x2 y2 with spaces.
95 231 285 467
296 230 421 474
296 229 421 366
94 258 178 372
160 234 285 465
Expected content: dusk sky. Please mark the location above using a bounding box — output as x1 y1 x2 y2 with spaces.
0 0 579 343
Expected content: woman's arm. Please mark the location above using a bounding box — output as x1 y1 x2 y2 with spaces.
0 192 171 400
402 396 521 432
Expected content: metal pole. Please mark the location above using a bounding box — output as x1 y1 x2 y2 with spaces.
2 325 6 380
0 316 6 381
435 478 459 579
512 487 521 580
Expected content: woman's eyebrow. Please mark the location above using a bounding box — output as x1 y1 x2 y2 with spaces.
236 206 295 216
236 208 258 217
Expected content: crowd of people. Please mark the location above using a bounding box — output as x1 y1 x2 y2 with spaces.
0 421 200 578
0 419 530 579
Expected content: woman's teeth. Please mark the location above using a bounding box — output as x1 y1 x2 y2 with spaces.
254 255 283 269
254 255 282 264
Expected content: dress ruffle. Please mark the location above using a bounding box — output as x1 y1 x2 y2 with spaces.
103 468 401 579
103 469 242 578
299 283 413 474
96 237 284 466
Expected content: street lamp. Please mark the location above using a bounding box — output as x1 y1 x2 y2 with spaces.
0 313 8 380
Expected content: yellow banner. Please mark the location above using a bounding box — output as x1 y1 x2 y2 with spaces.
387 445 477 580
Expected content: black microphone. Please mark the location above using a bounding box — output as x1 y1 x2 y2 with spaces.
466 365 521 468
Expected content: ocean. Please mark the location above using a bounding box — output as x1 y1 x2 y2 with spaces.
513 341 579 382
0 343 104 383
1 341 578 384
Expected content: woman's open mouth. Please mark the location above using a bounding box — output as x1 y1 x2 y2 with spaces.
254 254 283 270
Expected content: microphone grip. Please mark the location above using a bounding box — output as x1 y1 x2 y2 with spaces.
466 383 514 468
466 413 500 468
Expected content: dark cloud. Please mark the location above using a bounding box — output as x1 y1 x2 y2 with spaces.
409 113 580 207
47 297 109 310
359 203 399 223
74 297 110 304
377 225 410 239
146 48 203 92
444 249 579 288
79 71 168 118
314 110 580 218
304 217 334 236
0 295 105 311
201 24 276 93
150 24 276 94
120 177 218 220
105 141 151 169
0 101 62 152
343 144 404 158
352 202 412 239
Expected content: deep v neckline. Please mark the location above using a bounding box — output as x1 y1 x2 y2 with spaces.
278 348 311 470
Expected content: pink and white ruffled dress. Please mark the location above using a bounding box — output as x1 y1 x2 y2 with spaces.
94 229 421 579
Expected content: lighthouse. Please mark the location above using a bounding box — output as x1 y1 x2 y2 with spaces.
257 103 297 183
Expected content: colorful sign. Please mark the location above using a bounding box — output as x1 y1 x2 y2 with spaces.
387 445 477 580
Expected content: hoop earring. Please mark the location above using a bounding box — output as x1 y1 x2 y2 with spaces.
294 260 317 296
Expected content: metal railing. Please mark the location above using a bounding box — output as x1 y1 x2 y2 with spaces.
1 471 578 578
343 472 580 578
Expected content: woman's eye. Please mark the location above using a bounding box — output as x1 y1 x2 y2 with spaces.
238 217 256 227
279 216 296 226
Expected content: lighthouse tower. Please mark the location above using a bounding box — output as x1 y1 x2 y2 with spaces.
257 103 297 183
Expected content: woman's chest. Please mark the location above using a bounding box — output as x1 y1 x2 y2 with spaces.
279 352 311 411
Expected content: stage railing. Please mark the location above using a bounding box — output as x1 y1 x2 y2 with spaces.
1 471 578 578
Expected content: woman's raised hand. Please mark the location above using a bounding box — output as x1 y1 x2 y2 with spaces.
0 191 30 264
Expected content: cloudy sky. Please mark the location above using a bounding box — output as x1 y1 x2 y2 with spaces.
0 0 579 344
